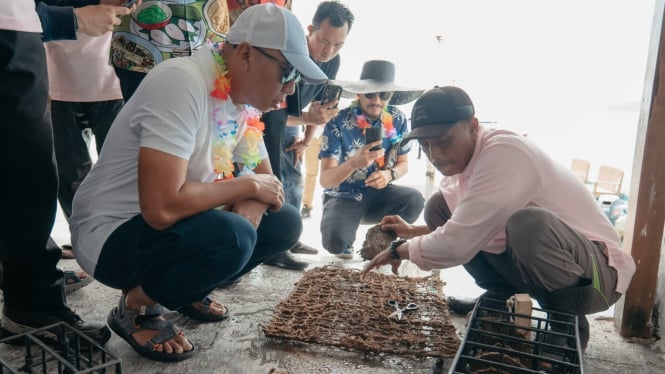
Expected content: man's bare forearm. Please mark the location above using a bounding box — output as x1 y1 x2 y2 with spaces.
302 124 319 146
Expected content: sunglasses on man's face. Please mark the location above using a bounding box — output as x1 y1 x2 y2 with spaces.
252 46 302 85
364 92 393 101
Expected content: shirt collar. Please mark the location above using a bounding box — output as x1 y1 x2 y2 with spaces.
460 125 486 179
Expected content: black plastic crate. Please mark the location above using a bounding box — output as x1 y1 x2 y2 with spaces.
0 322 121 373
450 297 583 374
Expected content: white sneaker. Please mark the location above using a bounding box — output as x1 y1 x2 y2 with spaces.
335 248 353 259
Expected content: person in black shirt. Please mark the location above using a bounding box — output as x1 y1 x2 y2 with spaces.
262 1 355 270
0 0 132 345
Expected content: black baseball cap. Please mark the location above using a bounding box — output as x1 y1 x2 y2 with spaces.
405 86 475 140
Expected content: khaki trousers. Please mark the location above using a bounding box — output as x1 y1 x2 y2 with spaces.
302 134 323 209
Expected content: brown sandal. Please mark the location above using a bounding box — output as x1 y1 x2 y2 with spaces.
178 294 229 322
64 270 93 294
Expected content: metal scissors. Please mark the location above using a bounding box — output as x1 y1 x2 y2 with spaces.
387 300 418 320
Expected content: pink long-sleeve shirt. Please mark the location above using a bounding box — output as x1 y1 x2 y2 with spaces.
45 33 122 102
408 127 636 294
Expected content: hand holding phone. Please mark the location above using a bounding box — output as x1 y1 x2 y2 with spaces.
320 84 342 108
365 127 382 151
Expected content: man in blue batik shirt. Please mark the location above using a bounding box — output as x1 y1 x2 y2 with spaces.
319 60 425 259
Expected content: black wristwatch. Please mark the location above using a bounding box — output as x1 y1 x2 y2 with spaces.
389 168 398 182
389 239 407 260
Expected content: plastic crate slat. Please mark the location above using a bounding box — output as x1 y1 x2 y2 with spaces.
450 297 583 373
0 357 21 374
0 322 122 373
457 354 542 373
462 340 582 369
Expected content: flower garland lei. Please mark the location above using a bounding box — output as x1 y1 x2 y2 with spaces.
208 39 265 180
351 100 402 168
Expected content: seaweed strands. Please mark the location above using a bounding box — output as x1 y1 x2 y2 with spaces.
262 266 460 358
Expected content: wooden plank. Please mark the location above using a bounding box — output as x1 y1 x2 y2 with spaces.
616 0 665 338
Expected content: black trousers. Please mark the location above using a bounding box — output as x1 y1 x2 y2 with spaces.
0 30 65 312
113 66 146 102
261 108 289 180
51 100 123 217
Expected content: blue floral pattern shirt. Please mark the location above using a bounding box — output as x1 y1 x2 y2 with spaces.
319 105 411 201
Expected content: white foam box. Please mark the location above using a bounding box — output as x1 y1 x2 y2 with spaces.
512 293 532 339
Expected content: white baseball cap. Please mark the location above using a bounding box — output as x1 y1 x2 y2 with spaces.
226 3 327 84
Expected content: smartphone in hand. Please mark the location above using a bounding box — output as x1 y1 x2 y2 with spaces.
320 84 342 108
365 127 382 151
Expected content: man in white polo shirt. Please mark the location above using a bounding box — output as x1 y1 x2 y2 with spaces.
69 4 326 361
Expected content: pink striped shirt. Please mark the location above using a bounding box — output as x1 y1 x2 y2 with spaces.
408 127 636 293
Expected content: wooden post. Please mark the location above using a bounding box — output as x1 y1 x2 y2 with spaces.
616 0 665 338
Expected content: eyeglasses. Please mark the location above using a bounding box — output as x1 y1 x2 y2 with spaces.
252 46 302 85
364 92 393 101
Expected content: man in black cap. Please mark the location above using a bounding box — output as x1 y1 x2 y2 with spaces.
318 60 425 259
361 86 636 352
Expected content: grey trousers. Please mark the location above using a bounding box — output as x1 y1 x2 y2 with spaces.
321 185 425 254
425 191 621 315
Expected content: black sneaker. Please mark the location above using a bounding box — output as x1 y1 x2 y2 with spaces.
1 306 111 345
545 312 589 351
289 241 318 255
263 252 308 270
578 314 590 350
446 296 477 316
334 248 354 260
539 313 588 369
301 205 312 218
446 291 512 316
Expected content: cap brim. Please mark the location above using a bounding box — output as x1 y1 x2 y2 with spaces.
329 79 423 105
282 51 328 84
404 124 455 141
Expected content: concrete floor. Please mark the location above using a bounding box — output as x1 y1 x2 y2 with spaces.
1 157 663 373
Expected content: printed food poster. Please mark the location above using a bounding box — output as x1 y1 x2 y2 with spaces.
111 0 229 72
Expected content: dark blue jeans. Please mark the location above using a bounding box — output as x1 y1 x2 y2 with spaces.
320 185 424 254
281 125 303 208
94 205 301 310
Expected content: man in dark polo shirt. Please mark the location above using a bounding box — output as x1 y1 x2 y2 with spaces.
262 1 355 270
